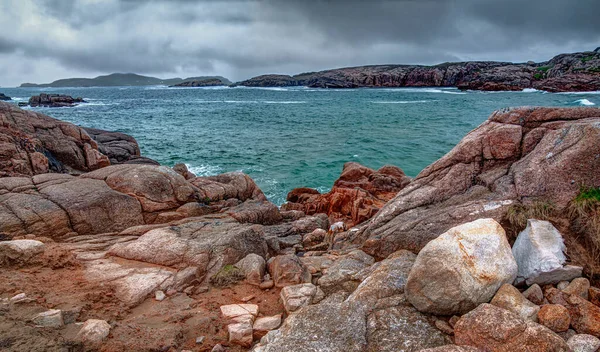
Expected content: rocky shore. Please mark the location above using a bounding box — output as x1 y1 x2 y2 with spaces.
0 101 599 351
26 93 86 108
0 93 10 101
236 49 600 92
169 78 227 87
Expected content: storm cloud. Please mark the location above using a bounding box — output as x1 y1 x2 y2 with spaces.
0 0 598 87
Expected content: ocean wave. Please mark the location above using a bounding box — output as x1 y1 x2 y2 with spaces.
557 91 600 95
76 102 117 107
383 88 467 95
371 100 433 104
263 101 306 104
571 99 595 106
186 163 222 176
521 88 543 93
232 86 290 91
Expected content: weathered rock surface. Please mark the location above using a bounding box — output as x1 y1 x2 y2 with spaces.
0 101 111 176
28 93 85 107
406 219 517 315
352 107 600 258
109 218 268 278
513 219 582 285
280 283 318 314
563 278 591 300
523 284 545 305
189 171 267 203
454 303 569 351
282 162 410 227
0 93 11 101
317 249 374 293
32 309 64 328
235 253 266 285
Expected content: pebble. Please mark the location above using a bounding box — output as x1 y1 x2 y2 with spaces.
240 295 255 302
155 291 166 301
196 336 205 344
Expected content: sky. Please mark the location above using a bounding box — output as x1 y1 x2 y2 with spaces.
0 0 599 87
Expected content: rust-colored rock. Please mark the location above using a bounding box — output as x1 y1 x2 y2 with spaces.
282 162 410 227
454 303 569 351
538 304 571 332
546 287 600 337
267 254 311 288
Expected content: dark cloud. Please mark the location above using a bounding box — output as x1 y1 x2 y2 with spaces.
0 0 598 86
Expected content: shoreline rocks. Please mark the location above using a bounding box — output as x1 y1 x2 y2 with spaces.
236 50 600 92
0 93 11 101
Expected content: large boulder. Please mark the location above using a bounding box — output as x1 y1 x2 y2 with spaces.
351 107 600 258
0 101 111 176
267 254 311 288
405 219 517 315
28 93 85 107
83 127 158 165
189 172 267 202
454 303 569 351
282 162 410 227
317 250 374 294
490 283 540 322
0 239 45 266
512 219 582 285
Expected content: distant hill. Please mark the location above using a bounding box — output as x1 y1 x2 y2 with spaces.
20 73 232 88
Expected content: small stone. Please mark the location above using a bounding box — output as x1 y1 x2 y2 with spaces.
195 286 210 294
490 284 540 322
563 278 591 300
32 309 63 328
259 280 274 290
228 321 253 347
538 304 571 332
589 287 600 307
220 304 259 323
448 315 460 328
76 319 111 344
434 319 454 335
166 288 177 296
253 314 282 337
240 295 255 302
195 336 205 344
211 344 225 352
280 283 317 314
567 334 600 352
62 307 82 324
522 284 544 305
557 281 570 290
155 290 166 301
10 293 28 303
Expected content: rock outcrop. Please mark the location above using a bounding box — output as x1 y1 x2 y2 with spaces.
282 162 410 227
351 107 600 258
237 50 600 92
28 93 85 107
0 93 11 101
169 78 226 87
83 127 158 165
0 101 111 176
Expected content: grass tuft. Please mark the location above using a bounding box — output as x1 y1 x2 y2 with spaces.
568 186 600 264
209 265 245 287
506 201 556 232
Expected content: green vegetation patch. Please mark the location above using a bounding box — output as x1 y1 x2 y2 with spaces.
536 66 551 72
568 186 600 263
533 73 544 80
589 67 600 73
582 55 596 62
209 265 245 287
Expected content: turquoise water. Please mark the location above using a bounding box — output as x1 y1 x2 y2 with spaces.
2 86 598 204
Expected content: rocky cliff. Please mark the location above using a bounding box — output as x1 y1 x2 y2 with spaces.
237 50 600 92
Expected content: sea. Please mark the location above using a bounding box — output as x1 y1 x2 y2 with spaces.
2 86 598 205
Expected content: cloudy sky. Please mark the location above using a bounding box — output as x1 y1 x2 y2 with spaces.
0 0 598 87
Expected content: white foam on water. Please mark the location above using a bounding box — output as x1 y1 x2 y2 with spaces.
557 91 600 95
186 163 222 176
382 87 467 95
263 101 306 104
233 86 290 91
573 99 596 106
521 88 542 93
371 100 433 104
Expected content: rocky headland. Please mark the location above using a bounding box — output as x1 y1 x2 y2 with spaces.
0 93 11 101
20 73 232 88
0 101 599 351
26 93 86 108
236 49 600 92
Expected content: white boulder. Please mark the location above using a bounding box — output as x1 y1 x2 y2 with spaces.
512 219 582 285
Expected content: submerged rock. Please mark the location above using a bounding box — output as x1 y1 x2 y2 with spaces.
28 93 85 107
406 219 517 315
0 93 11 100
